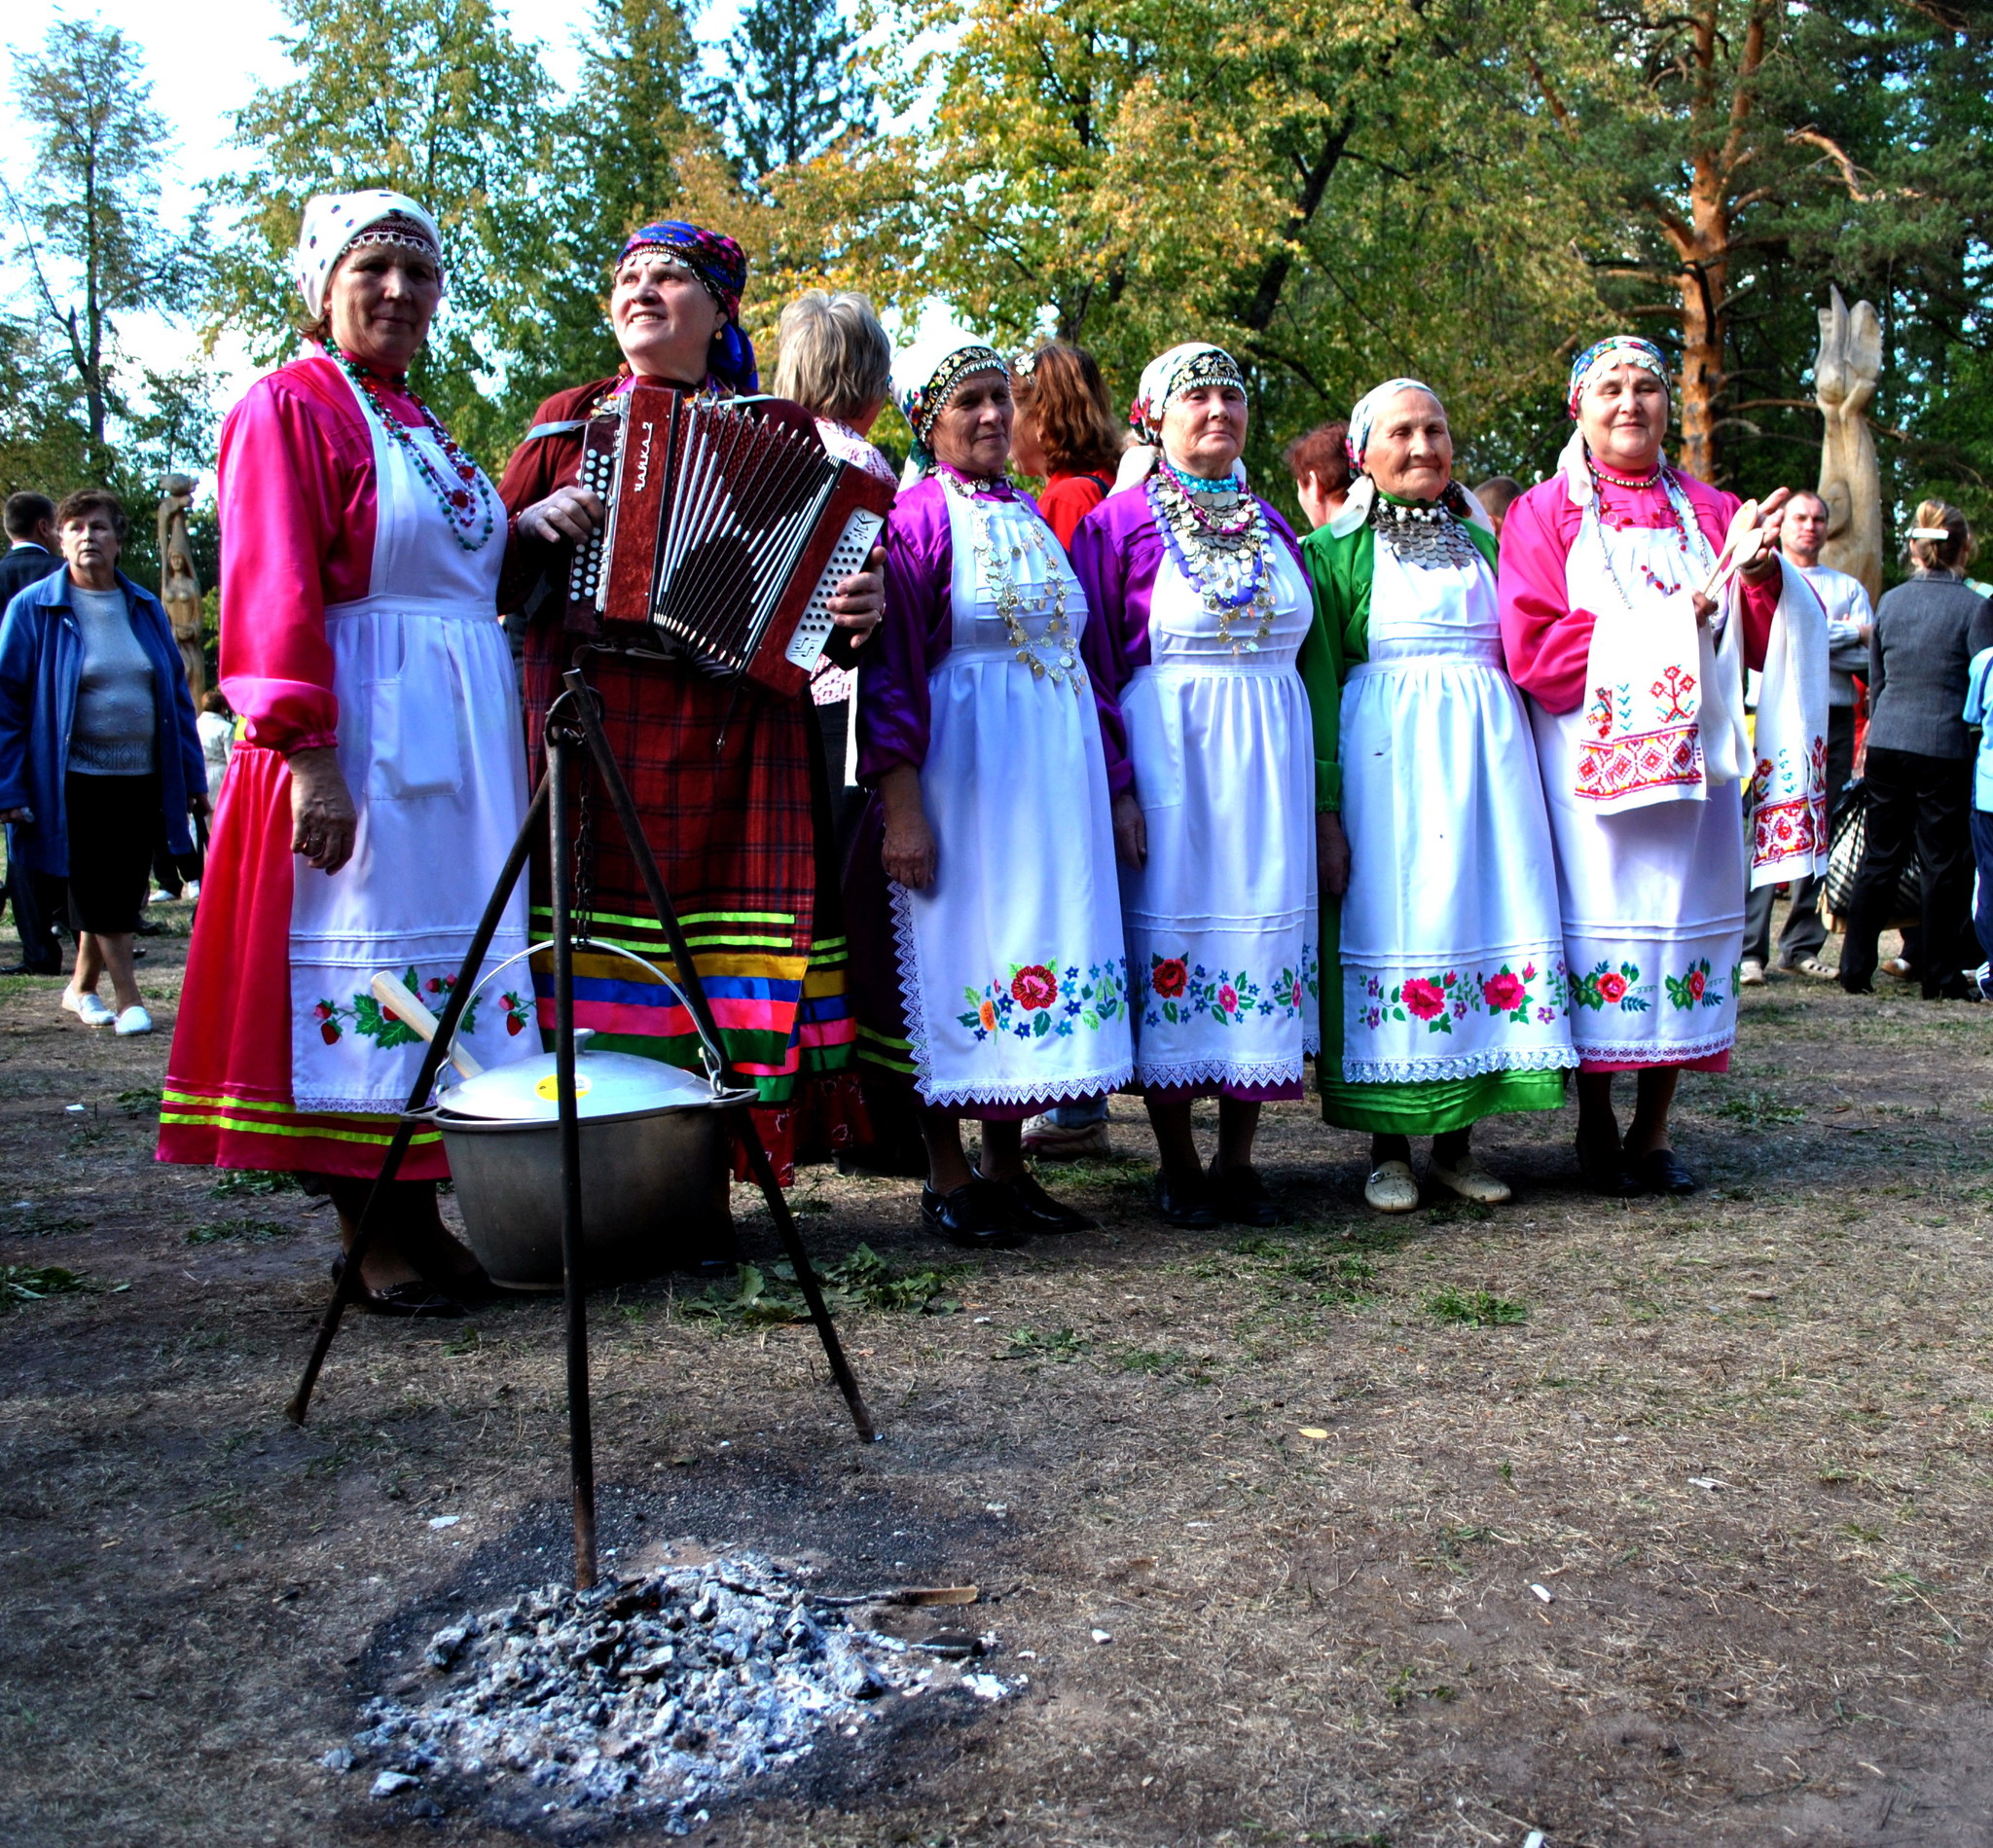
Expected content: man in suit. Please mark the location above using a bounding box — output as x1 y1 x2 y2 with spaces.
1 492 67 973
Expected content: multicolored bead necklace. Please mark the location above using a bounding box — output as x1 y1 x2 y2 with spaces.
330 344 496 552
1147 469 1277 653
1586 467 1713 615
940 471 1082 690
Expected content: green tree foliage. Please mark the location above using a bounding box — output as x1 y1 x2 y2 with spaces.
1514 2 1993 512
852 0 1600 510
701 0 876 187
205 0 557 461
4 19 204 462
495 0 716 422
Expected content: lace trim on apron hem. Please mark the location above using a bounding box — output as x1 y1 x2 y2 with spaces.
917 1069 1136 1111
1569 1029 1736 1064
1339 1046 1580 1085
1134 1052 1314 1091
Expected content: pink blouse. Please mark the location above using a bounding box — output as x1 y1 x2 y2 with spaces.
215 347 428 753
1498 467 1778 714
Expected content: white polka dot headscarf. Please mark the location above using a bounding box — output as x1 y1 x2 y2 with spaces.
294 191 446 321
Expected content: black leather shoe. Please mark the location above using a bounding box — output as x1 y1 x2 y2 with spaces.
1576 1135 1640 1196
981 1167 1095 1233
329 1254 466 1318
921 1179 1028 1250
0 962 60 977
1637 1148 1698 1196
1154 1173 1220 1229
1208 1160 1280 1226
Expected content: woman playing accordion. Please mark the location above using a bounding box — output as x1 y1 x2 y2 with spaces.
495 222 883 1194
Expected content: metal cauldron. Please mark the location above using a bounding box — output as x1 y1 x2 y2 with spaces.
416 943 754 1291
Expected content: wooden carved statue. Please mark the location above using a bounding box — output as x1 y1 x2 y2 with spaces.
158 473 205 700
1813 286 1884 610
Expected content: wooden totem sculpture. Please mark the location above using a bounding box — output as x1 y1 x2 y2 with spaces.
1813 287 1884 611
158 473 205 700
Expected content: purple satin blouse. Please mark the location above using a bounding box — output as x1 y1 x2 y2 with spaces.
857 468 1131 786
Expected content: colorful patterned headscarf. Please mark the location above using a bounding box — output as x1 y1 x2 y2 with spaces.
891 337 1009 474
617 220 758 393
295 191 445 322
1346 377 1439 471
1567 336 1668 417
1129 342 1247 439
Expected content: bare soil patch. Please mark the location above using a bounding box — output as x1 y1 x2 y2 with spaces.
3 902 1991 1846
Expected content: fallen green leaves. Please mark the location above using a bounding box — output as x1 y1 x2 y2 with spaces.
681 1244 962 1328
1 1263 100 1309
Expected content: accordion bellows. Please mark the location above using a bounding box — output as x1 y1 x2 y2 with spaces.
566 384 895 697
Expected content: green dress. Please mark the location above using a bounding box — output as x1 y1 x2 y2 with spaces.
1296 507 1572 1135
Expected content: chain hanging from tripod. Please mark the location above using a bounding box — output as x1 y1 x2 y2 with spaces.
571 745 598 951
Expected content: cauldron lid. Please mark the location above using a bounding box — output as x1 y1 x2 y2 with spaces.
435 1040 722 1122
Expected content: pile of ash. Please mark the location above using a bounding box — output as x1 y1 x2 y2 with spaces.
336 1551 1011 1830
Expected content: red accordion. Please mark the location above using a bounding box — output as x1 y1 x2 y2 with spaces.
564 383 894 697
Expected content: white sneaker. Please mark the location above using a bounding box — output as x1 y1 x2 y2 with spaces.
63 992 116 1027
1739 958 1767 987
113 1005 153 1036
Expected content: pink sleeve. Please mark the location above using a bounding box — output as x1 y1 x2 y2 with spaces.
215 374 375 753
1497 484 1593 714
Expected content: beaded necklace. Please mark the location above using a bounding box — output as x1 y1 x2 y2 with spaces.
330 345 495 553
1586 456 1664 491
939 471 1081 690
1146 470 1277 653
1586 465 1713 615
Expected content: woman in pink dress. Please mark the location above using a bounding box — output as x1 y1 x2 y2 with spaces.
159 192 573 1313
1497 337 1814 1196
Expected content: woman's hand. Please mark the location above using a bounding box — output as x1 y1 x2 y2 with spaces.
189 792 211 819
1111 790 1146 868
878 764 936 888
289 746 358 874
517 485 605 546
827 545 885 647
1317 811 1351 898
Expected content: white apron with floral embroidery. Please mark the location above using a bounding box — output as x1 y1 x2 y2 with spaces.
1119 524 1319 1095
889 486 1132 1110
1530 504 1747 1067
287 369 533 1111
1337 536 1576 1082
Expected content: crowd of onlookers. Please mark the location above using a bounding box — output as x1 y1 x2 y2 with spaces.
0 489 223 1033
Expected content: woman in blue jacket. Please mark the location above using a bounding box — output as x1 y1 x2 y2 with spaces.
0 489 206 1035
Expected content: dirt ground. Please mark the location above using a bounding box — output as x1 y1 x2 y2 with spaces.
4 898 1992 1848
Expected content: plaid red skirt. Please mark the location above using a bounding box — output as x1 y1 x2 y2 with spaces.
524 631 864 1184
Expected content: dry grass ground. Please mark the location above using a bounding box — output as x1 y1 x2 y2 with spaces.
3 900 1991 1847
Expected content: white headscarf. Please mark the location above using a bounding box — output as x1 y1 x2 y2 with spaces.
1128 342 1246 440
294 190 445 321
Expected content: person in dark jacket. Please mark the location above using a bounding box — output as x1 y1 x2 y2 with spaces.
0 489 206 1034
0 492 60 604
1839 498 1993 998
0 492 65 973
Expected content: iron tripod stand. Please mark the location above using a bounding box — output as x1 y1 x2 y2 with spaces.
284 666 879 1590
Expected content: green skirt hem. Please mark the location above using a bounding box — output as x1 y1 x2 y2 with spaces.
1318 1067 1568 1135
